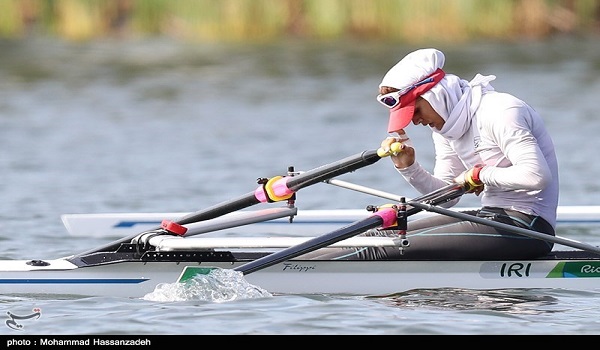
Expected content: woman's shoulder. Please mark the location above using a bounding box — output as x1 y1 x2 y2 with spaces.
478 92 533 121
480 91 528 110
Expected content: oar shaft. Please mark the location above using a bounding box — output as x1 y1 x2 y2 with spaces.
74 150 382 257
236 185 467 275
326 178 600 255
285 150 381 189
409 201 600 255
235 215 386 275
177 150 381 226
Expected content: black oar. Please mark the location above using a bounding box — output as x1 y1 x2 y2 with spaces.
325 178 600 255
176 149 381 226
408 201 600 255
235 208 399 275
235 183 466 275
74 149 382 257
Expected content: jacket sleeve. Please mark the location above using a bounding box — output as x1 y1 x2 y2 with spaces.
396 133 466 207
478 105 552 191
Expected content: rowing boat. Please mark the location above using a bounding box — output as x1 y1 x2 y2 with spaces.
4 248 600 298
61 205 600 238
2 149 600 298
4 205 600 298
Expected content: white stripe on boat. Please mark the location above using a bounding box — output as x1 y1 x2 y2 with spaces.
62 206 600 237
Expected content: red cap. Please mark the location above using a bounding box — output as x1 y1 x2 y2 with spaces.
387 68 445 133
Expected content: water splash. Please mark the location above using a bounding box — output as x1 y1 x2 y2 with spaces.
142 268 272 302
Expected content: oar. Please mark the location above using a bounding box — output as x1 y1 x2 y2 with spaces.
74 149 382 257
325 178 600 255
234 208 399 275
235 183 466 275
407 201 600 256
177 149 381 227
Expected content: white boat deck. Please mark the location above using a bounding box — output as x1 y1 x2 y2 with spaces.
148 236 402 251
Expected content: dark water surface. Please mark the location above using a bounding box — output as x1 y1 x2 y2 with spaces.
1 36 600 334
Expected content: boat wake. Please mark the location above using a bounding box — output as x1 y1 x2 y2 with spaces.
141 269 273 302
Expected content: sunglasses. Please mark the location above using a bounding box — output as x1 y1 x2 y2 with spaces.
376 77 435 108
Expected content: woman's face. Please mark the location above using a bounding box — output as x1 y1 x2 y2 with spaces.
379 87 445 132
412 97 445 131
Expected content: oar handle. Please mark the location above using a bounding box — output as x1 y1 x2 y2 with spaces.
376 142 403 157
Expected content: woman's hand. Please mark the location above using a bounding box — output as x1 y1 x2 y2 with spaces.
379 130 416 169
454 165 485 195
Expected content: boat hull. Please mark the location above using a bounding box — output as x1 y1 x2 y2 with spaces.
2 253 599 298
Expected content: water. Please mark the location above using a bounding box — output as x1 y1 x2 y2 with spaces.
1 36 600 335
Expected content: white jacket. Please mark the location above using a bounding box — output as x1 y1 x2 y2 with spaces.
397 90 559 228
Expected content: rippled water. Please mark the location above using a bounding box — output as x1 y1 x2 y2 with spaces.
4 287 600 335
1 36 600 335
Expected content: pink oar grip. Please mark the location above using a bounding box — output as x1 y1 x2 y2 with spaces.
374 208 398 228
254 177 294 203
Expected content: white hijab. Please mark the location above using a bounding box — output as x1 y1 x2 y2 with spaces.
422 73 497 140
